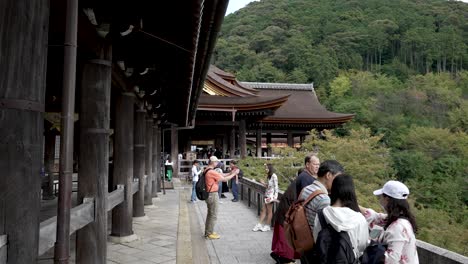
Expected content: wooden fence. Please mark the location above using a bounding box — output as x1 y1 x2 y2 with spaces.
37 178 140 256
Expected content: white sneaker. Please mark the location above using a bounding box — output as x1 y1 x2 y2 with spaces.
260 225 271 232
252 223 263 232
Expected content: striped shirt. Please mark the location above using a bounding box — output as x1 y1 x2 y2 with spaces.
299 180 330 231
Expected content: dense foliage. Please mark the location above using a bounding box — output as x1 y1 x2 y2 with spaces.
215 0 468 86
220 0 468 255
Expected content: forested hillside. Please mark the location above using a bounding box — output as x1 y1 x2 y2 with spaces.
215 0 468 85
216 0 468 255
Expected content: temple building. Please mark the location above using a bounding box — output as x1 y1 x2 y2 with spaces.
172 66 355 160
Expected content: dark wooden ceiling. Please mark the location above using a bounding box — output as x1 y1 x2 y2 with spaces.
45 0 229 126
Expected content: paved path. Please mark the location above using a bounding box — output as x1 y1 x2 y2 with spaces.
39 179 279 263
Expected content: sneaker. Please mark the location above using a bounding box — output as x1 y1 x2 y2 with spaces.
219 201 224 204
206 233 220 240
252 223 263 232
231 199 238 202
261 225 271 232
221 194 227 198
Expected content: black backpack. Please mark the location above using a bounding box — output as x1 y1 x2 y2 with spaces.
195 168 214 200
359 240 387 264
314 210 357 264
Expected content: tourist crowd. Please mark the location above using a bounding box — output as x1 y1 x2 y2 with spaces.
194 154 419 264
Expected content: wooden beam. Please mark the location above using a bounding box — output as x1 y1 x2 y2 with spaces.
196 120 239 126
111 92 135 237
107 187 125 212
287 131 294 147
39 199 94 256
152 125 159 197
154 125 162 193
230 127 236 158
267 133 272 156
171 125 179 178
256 129 262 158
144 118 153 205
239 120 247 158
133 108 146 217
43 131 57 200
76 44 112 263
0 235 6 263
132 180 139 195
0 1 48 262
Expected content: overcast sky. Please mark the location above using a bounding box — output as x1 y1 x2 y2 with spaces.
226 0 468 15
226 0 259 15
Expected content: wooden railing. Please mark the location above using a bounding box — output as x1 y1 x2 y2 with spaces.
38 178 141 256
178 159 234 182
0 235 6 263
238 178 468 264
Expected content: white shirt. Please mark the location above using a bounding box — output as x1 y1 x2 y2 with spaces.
192 165 201 182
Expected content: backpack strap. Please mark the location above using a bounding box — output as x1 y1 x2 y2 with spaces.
317 209 327 228
301 189 325 205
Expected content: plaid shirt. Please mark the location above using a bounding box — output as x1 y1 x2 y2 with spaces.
299 180 330 231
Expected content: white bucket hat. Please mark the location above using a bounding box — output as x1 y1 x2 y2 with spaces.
373 180 410 200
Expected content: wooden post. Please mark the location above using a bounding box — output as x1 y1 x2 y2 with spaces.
43 130 57 200
239 120 247 159
133 107 146 217
287 131 294 147
151 125 158 197
111 92 135 238
267 133 272 157
256 129 262 158
222 132 228 158
171 125 179 178
154 125 162 193
144 118 153 205
230 126 236 158
76 44 112 263
0 1 48 262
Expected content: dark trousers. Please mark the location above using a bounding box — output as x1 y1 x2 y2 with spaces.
231 180 239 200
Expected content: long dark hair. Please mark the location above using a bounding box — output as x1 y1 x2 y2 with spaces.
330 174 360 212
266 163 275 179
383 194 418 233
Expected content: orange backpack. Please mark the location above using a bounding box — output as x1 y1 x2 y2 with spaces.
283 189 324 253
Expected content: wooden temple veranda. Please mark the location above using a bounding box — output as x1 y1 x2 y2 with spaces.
173 66 354 168
0 1 229 263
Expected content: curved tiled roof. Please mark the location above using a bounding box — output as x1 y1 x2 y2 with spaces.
244 84 354 124
199 65 354 125
204 66 258 96
198 94 289 111
241 82 314 91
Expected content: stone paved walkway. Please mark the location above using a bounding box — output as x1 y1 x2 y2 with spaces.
39 178 280 263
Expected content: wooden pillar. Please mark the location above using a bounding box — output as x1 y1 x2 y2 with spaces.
171 125 179 178
287 131 294 147
239 120 247 159
222 132 228 158
76 45 112 263
151 124 158 197
0 1 48 262
111 92 135 238
154 125 162 192
43 130 57 200
256 129 262 158
133 107 146 217
230 127 236 158
267 133 272 157
144 118 153 205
